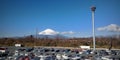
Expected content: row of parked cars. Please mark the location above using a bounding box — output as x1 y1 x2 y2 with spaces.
0 46 120 60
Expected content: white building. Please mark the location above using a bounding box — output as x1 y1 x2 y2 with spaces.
15 44 21 47
80 46 90 50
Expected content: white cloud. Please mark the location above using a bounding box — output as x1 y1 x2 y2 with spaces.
39 29 59 35
60 31 75 35
97 24 120 32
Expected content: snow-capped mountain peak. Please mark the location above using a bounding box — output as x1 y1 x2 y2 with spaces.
38 29 59 35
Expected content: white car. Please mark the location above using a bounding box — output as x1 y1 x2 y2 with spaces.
72 54 81 60
56 54 62 60
62 54 71 59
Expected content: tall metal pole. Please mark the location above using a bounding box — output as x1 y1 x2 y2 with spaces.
91 6 96 51
36 28 38 40
34 28 38 48
35 28 38 46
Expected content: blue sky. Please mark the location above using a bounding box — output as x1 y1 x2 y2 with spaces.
0 0 120 37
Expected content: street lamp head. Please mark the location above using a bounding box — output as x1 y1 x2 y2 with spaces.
91 6 96 12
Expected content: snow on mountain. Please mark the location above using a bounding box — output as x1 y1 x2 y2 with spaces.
37 29 68 39
39 29 59 35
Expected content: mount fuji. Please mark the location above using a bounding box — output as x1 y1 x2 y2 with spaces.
36 29 67 39
39 29 59 35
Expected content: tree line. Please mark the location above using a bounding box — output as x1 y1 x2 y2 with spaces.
0 35 120 49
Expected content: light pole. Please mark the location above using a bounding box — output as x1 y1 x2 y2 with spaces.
91 6 96 51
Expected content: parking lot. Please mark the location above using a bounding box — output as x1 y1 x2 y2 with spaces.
0 46 120 60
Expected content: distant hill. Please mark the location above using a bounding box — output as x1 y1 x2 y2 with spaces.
35 34 68 39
